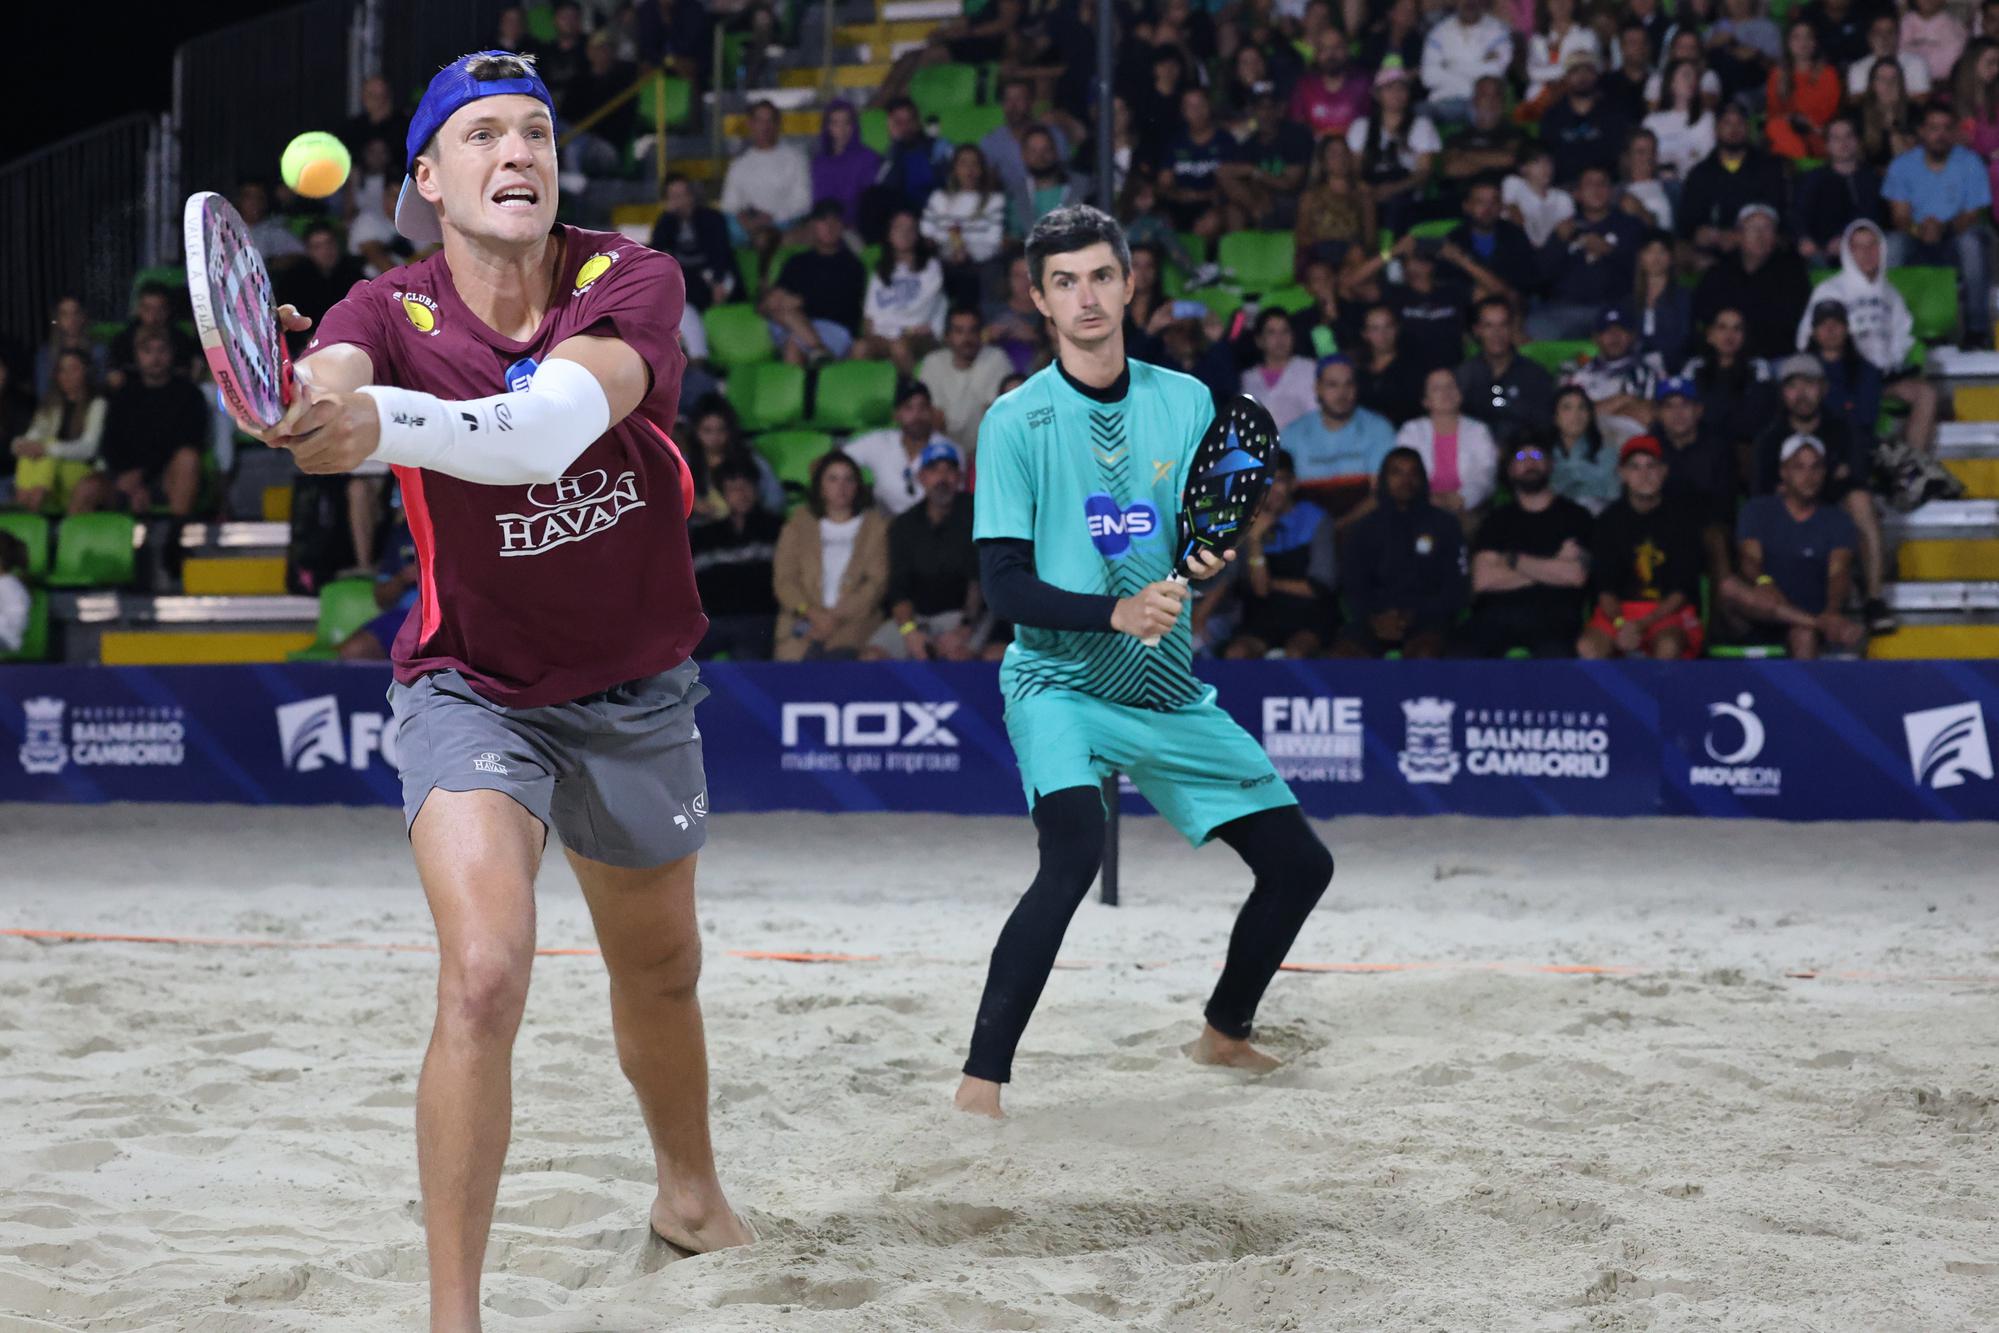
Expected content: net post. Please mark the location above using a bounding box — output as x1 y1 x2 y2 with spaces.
1098 772 1120 906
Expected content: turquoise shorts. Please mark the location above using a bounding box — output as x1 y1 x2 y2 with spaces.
1004 686 1296 845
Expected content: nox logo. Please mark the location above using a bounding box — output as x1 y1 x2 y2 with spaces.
1084 492 1159 559
275 696 399 773
781 702 959 747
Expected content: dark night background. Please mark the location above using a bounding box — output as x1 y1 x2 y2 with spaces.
5 2 302 164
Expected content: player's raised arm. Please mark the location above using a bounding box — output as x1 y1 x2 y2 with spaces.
269 330 646 483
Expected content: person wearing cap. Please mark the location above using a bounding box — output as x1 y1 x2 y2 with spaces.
255 48 757 1314
1456 296 1555 452
1526 0 1605 103
1420 0 1516 123
760 200 868 365
1540 48 1632 187
1457 435 1595 657
1720 433 1867 656
1691 202 1812 362
718 100 812 250
1884 103 1996 352
1527 165 1645 341
841 379 959 517
1677 102 1788 260
1288 29 1372 140
1801 299 1886 459
1753 353 1894 632
1651 376 1738 582
1217 85 1313 230
1577 434 1709 659
1564 305 1665 428
1796 218 1944 465
1347 61 1443 236
868 439 983 661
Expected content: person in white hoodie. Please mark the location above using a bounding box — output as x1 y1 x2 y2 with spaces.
1421 0 1515 122
1794 219 1940 457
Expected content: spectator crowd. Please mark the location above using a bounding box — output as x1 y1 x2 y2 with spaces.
7 0 1998 664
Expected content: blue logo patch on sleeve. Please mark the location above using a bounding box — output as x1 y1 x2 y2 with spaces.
503 356 539 393
1084 492 1159 558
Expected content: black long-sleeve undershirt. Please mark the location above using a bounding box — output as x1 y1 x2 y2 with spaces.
978 538 1118 633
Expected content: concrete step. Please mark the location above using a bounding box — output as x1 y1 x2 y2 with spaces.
720 108 832 139
836 19 943 45
1884 499 1999 541
1936 422 1999 455
180 555 288 597
1928 348 1999 382
1884 580 1999 613
99 628 318 665
779 64 890 90
1945 457 1999 499
1866 624 1999 659
176 521 290 553
882 1 962 19
1897 539 1999 581
56 592 319 626
1958 384 1999 421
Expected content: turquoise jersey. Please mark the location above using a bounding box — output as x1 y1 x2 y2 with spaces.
975 359 1216 711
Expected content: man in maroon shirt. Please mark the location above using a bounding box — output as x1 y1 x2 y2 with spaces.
255 50 751 1329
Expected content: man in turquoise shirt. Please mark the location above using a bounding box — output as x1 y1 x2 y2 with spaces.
1883 105 1994 350
1278 355 1395 520
956 205 1335 1119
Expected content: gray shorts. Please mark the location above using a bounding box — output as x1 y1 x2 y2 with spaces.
388 662 709 868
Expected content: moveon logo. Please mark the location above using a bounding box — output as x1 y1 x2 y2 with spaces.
1689 692 1781 796
779 702 961 774
1903 701 1993 790
275 696 398 773
17 697 186 773
1262 695 1363 783
496 469 647 557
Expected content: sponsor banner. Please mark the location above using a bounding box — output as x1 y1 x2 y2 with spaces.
2 661 1996 820
1658 661 1999 821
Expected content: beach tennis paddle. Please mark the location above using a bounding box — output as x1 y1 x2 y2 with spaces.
1139 394 1280 647
183 191 295 433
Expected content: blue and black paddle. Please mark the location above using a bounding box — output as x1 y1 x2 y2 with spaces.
1140 394 1280 647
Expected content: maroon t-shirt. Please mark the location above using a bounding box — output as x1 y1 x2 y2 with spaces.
310 226 704 708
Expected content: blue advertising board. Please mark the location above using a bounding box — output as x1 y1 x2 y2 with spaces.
1 660 1995 821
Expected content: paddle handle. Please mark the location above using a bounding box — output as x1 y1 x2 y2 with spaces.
1138 572 1189 648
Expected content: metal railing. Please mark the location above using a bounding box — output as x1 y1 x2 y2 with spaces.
0 115 166 360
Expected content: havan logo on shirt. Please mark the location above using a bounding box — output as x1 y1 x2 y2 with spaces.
495 469 647 557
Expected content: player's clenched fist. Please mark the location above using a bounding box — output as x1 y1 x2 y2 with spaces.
279 389 385 474
1112 579 1188 640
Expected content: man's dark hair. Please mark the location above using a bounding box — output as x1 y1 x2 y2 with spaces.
748 98 779 119
711 456 761 489
1024 204 1131 291
464 52 538 82
1254 306 1292 337
303 219 341 243
884 95 917 116
999 75 1034 100
894 378 932 408
1472 294 1514 324
946 303 982 327
0 531 26 577
131 327 172 353
1920 102 1956 126
136 281 173 302
1516 142 1552 168
1273 447 1296 474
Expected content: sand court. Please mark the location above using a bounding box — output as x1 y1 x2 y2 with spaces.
2 806 1996 1331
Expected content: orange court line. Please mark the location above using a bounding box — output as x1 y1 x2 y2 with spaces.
5 929 1997 985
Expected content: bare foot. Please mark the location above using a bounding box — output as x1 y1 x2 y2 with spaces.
953 1075 1005 1119
1188 1024 1282 1073
650 1191 755 1254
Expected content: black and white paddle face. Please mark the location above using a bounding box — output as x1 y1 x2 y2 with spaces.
184 191 294 432
1140 395 1280 647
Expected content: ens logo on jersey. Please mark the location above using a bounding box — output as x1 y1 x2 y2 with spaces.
395 291 441 335
504 356 539 392
573 251 617 294
1085 492 1159 559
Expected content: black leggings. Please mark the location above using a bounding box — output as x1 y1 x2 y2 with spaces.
962 789 1335 1084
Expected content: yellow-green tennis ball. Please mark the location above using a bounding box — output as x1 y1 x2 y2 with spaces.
282 132 352 199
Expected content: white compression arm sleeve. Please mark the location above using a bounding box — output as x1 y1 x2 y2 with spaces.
357 357 613 486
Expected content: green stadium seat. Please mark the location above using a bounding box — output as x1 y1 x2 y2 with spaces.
1406 218 1459 241
1 589 49 662
936 104 1004 146
735 245 762 300
524 3 557 43
812 360 896 432
765 243 807 288
1708 643 1788 660
636 74 693 130
728 361 807 433
1887 266 1957 345
1519 339 1592 374
288 578 380 662
754 429 837 496
1175 232 1209 263
45 513 136 589
1259 285 1316 315
703 303 775 370
860 107 890 155
0 512 50 580
861 243 883 273
1218 230 1296 293
1189 286 1245 321
910 62 979 116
